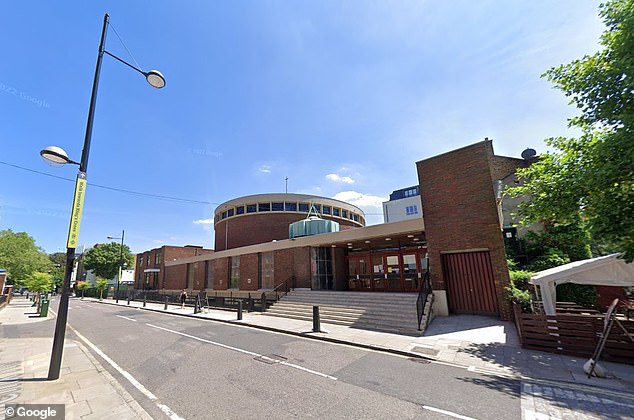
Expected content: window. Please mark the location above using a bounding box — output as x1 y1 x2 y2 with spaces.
349 212 355 220
258 203 270 212
246 204 257 213
333 208 340 217
342 210 348 218
406 205 418 216
236 206 245 215
272 202 284 211
311 248 333 290
155 250 162 265
353 214 359 222
221 211 228 219
139 256 144 267
227 208 234 217
285 202 297 211
312 204 321 214
322 206 331 215
230 256 240 289
299 203 310 212
260 252 274 289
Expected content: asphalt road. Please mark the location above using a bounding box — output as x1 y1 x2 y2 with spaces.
49 297 522 419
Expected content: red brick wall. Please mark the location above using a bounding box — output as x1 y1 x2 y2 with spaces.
238 254 260 291
215 214 360 251
164 265 186 290
595 286 628 310
212 257 228 290
417 140 512 320
135 246 213 290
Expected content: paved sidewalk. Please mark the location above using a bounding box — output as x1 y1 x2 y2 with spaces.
0 297 151 420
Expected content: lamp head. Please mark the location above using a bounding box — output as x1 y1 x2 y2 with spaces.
40 146 78 166
145 70 166 89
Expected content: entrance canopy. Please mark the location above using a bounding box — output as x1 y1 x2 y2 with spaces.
530 254 634 315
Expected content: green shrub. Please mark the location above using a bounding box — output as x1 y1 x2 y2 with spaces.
556 283 597 307
509 270 533 291
525 248 570 272
508 269 535 312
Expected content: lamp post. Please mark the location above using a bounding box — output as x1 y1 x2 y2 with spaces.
40 13 165 380
107 230 125 303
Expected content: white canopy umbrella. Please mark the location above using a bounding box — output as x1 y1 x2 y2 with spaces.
529 253 634 315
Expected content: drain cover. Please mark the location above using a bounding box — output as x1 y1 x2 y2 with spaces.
408 357 431 364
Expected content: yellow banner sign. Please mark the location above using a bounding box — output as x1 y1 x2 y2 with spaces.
67 173 87 248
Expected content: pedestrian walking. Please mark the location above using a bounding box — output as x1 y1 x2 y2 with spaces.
179 289 187 309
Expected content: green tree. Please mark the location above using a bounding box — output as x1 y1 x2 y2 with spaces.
48 252 66 291
0 229 51 286
24 272 54 303
509 0 634 261
83 242 134 280
76 281 89 299
95 278 109 301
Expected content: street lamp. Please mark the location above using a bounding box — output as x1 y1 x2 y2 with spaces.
107 230 125 303
41 13 165 381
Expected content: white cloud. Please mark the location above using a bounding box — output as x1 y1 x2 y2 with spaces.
326 173 355 184
258 165 272 174
333 190 386 207
193 218 214 225
333 191 387 225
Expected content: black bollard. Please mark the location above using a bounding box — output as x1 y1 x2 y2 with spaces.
164 296 168 310
313 305 321 333
143 295 147 307
261 292 267 312
237 300 243 320
127 296 130 305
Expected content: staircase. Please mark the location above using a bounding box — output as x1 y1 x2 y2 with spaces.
264 290 423 336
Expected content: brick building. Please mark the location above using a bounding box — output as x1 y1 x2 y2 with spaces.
134 245 213 290
213 193 366 251
138 139 534 320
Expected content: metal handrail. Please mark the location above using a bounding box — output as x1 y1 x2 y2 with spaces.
272 277 295 301
416 270 432 331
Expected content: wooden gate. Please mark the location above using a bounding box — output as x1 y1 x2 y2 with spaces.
441 251 499 315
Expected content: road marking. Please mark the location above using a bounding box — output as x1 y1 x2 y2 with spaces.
422 405 476 420
146 323 338 381
66 324 184 420
116 315 137 322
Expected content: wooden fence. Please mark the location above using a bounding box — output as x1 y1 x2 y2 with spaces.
513 303 634 365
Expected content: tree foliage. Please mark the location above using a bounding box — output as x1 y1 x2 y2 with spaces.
95 278 109 300
509 0 634 261
0 229 51 286
83 242 134 280
48 252 66 290
24 271 54 294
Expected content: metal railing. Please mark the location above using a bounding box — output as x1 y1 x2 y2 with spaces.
272 277 295 301
119 289 275 313
416 270 433 331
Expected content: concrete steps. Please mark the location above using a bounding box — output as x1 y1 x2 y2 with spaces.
264 290 423 336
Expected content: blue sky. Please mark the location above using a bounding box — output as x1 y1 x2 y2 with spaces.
1 1 604 254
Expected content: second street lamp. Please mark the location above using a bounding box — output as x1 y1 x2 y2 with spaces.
41 13 165 381
107 230 125 303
